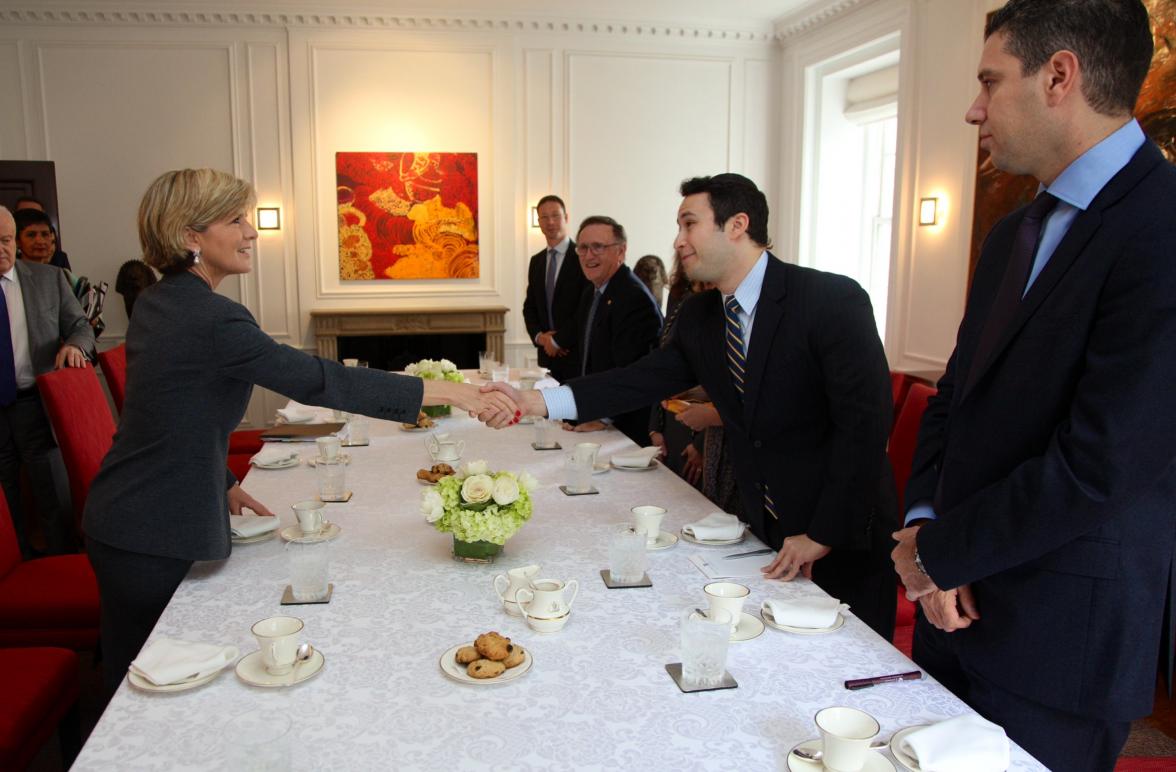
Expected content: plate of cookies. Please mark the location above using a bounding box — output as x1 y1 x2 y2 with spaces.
439 631 532 685
417 463 456 485
400 412 437 432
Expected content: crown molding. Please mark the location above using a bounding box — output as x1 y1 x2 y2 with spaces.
0 5 779 44
773 0 867 39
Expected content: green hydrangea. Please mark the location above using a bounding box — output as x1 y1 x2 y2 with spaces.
422 466 535 545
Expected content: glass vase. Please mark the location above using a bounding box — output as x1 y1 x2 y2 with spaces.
452 537 502 564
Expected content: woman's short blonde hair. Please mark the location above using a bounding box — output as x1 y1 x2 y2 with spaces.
138 169 256 274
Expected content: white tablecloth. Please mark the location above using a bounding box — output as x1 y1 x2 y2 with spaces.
74 405 1045 771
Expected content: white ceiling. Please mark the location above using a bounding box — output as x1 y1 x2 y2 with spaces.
11 0 822 27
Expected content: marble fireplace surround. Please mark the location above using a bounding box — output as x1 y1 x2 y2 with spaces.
309 307 508 365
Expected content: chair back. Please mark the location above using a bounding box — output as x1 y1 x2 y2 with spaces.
35 365 117 528
888 383 936 507
96 343 128 413
0 493 20 578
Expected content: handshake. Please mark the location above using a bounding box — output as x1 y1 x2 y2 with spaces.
425 380 548 429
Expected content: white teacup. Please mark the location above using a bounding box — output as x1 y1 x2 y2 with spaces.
631 505 666 543
815 706 880 772
703 581 749 634
492 564 541 617
251 616 306 675
292 500 325 535
316 435 341 462
572 442 600 467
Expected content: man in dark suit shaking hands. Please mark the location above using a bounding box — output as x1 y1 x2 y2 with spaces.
485 174 897 638
892 2 1174 768
522 195 589 383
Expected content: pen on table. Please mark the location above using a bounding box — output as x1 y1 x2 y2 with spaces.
722 548 774 560
844 670 922 690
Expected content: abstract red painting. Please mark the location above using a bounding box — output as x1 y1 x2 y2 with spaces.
336 152 479 280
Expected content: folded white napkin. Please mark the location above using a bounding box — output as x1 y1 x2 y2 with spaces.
276 405 316 423
229 513 280 538
899 714 1011 772
611 447 660 468
683 512 745 540
250 446 299 466
130 638 239 686
764 596 845 629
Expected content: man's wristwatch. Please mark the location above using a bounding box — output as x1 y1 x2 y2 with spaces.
913 547 929 577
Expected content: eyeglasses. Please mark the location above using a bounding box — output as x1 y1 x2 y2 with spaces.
575 242 621 256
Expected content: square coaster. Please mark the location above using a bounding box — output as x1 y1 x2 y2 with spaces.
559 485 598 496
318 491 353 503
532 442 563 451
664 663 738 693
599 569 652 589
281 583 334 605
341 440 370 447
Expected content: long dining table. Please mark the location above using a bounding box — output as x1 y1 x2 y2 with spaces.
73 382 1045 770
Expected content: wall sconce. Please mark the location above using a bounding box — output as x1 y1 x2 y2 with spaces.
918 197 940 226
257 206 281 230
530 207 540 228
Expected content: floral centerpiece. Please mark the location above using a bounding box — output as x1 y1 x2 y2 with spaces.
421 460 538 563
405 358 466 417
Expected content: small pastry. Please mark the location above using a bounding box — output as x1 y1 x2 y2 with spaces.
474 631 511 661
467 659 506 679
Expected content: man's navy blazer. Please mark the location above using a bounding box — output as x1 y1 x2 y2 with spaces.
521 241 588 383
909 141 1176 720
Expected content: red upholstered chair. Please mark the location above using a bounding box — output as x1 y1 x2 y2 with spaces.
0 647 80 770
889 371 917 426
1115 760 1176 771
0 495 99 649
36 365 116 531
888 383 936 507
95 343 127 413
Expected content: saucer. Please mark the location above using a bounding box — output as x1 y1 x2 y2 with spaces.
680 526 748 546
787 740 895 772
889 725 929 772
731 611 766 642
610 458 657 472
279 523 341 543
592 462 609 475
761 602 846 635
307 453 351 467
235 649 325 688
647 531 678 551
231 529 278 545
439 642 532 685
127 667 223 693
251 456 300 470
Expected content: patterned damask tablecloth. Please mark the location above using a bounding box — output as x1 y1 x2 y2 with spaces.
74 404 1045 771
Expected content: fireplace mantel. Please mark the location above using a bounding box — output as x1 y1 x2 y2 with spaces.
310 307 508 362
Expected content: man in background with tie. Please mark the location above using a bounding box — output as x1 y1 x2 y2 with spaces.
522 195 589 383
0 206 94 556
891 1 1175 768
485 175 897 639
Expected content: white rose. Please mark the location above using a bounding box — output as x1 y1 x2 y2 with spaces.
420 489 445 523
517 471 539 492
492 475 520 506
461 474 494 504
464 459 489 476
439 358 457 372
405 363 419 376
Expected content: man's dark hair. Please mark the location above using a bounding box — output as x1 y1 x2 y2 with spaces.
986 0 1153 116
679 173 771 248
576 215 626 243
115 260 158 319
536 194 567 214
14 195 43 209
14 207 52 236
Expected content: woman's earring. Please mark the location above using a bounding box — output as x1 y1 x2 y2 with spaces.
190 249 201 264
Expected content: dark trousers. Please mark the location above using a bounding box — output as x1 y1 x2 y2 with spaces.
914 616 1130 772
0 390 75 556
86 537 193 697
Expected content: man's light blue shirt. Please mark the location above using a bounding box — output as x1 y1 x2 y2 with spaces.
905 119 1145 526
541 251 770 422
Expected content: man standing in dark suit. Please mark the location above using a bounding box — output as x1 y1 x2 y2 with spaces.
561 216 661 446
891 2 1174 768
484 176 897 638
521 195 589 383
0 205 95 556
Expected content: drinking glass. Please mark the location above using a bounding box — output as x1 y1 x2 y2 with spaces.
490 365 510 383
608 525 647 584
346 414 370 445
564 455 592 493
680 607 733 688
286 539 330 601
317 458 346 501
533 417 555 448
222 712 292 771
478 351 493 374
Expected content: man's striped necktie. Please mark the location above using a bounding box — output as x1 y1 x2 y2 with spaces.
724 296 777 520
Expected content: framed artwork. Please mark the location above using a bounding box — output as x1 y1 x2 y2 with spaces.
336 152 479 280
967 0 1176 284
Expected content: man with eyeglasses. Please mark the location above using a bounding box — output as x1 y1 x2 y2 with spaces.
483 175 897 639
522 195 590 383
563 215 662 446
